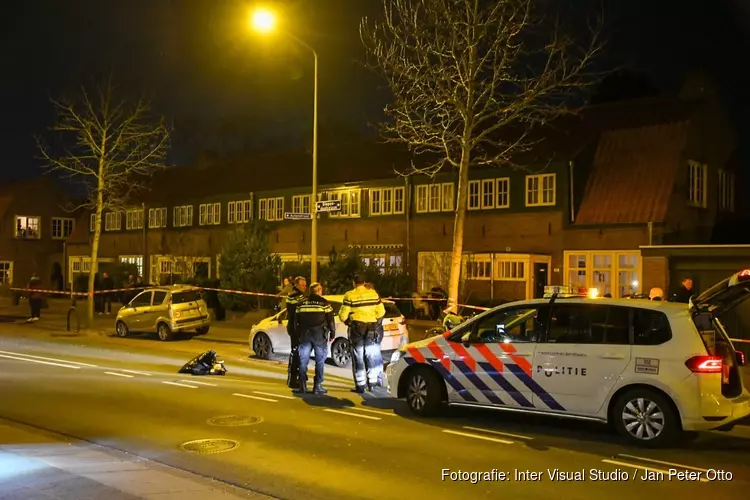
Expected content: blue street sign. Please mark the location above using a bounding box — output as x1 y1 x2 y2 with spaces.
316 199 341 212
284 212 312 220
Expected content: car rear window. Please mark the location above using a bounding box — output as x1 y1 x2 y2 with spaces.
384 302 402 318
171 290 201 304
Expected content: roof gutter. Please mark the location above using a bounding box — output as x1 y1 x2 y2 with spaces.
568 161 576 223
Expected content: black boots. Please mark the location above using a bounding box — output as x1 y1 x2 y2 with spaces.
293 380 308 394
294 379 327 395
313 382 327 395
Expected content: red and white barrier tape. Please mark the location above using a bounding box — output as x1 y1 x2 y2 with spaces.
10 286 151 297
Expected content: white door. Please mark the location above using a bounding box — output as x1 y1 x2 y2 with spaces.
446 306 544 408
532 303 632 415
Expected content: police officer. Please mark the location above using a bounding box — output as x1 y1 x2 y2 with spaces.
338 274 386 394
294 282 335 394
285 276 308 389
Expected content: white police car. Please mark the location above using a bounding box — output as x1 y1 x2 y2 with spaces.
387 270 750 447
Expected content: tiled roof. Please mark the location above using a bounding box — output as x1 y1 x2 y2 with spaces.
574 121 690 225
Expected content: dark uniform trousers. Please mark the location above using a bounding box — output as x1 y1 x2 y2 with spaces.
285 290 305 389
298 327 328 385
348 320 384 389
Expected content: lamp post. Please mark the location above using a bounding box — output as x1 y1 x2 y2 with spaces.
251 9 319 283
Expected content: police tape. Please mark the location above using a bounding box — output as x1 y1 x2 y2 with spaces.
9 286 152 297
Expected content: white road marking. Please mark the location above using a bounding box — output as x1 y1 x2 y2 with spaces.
119 369 152 376
181 379 216 386
442 429 513 445
233 393 278 403
601 459 709 483
323 409 381 421
615 454 710 473
0 353 81 370
462 426 533 440
162 381 198 389
105 372 134 378
252 391 296 400
349 407 396 417
0 350 97 367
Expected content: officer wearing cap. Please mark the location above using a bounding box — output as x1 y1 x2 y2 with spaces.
294 282 335 394
338 274 386 393
285 276 308 389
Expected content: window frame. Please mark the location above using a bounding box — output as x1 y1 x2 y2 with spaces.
0 261 13 286
291 194 311 215
415 185 429 213
125 209 144 231
688 160 708 208
393 186 405 214
327 190 360 218
525 173 556 207
51 217 75 239
450 305 542 344
495 259 526 281
468 180 481 210
104 212 122 232
148 207 167 228
90 213 96 232
172 205 194 227
14 215 42 239
718 169 735 212
496 177 510 209
541 303 633 345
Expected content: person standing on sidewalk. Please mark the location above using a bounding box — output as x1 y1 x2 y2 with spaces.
27 273 43 322
338 274 386 394
101 272 114 314
285 276 308 389
294 282 335 394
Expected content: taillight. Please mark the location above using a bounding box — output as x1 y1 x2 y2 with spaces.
685 356 723 373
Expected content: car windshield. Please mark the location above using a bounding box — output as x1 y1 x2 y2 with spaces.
171 290 201 304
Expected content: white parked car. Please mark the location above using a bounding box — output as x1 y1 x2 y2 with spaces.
387 270 750 447
249 295 409 367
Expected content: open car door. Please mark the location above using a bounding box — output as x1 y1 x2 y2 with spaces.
689 269 750 317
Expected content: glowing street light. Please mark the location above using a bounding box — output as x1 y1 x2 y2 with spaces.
249 7 320 283
251 9 276 33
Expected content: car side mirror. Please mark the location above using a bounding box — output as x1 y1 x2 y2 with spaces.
736 351 746 366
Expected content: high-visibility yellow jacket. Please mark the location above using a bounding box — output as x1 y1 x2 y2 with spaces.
338 285 386 324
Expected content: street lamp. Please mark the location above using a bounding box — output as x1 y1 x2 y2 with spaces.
250 8 320 283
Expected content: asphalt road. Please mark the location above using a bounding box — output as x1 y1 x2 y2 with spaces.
0 333 749 499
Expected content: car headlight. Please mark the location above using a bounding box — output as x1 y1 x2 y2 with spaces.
390 350 403 364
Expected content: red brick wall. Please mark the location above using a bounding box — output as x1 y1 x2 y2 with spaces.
642 256 670 292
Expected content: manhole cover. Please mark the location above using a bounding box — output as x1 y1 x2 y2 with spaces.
207 415 262 427
178 439 239 455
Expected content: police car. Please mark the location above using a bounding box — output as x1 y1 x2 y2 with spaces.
387 270 750 447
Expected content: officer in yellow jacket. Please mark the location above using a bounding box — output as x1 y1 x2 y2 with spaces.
338 274 386 394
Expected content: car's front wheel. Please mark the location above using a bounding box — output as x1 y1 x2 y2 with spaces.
612 388 681 447
252 332 273 359
330 338 351 367
404 366 444 417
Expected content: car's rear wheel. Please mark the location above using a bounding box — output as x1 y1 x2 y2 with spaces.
115 320 129 338
195 326 210 335
404 366 443 417
157 323 173 342
612 388 680 447
252 332 273 359
330 338 351 367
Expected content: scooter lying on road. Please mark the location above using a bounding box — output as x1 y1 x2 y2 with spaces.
179 350 227 376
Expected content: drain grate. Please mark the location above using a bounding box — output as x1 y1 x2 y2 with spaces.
207 415 263 427
178 438 240 455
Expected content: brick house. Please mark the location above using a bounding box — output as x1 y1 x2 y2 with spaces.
0 178 78 289
63 86 736 303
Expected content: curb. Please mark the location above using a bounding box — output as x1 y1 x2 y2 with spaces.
194 336 246 346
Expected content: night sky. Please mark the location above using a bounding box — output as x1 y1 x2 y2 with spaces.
1 0 748 182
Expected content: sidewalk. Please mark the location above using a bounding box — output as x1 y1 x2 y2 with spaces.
0 418 272 499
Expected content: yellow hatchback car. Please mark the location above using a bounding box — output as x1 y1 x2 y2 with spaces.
115 285 211 341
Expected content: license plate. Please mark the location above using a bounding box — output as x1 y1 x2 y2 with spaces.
185 309 196 317
385 323 399 331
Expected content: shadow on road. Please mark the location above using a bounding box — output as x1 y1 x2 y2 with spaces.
0 315 28 324
293 393 355 409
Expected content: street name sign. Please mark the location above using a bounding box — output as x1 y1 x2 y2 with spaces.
316 200 342 212
284 212 312 220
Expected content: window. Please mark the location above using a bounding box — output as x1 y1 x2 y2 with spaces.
258 197 284 221
228 199 253 223
462 307 542 344
718 169 735 212
0 261 12 285
441 183 454 211
463 254 492 280
592 253 613 296
291 195 311 215
481 179 494 209
371 187 404 216
199 203 221 225
526 173 556 206
126 209 144 230
148 208 167 228
633 309 672 345
131 291 152 307
567 253 588 287
90 213 96 232
496 178 510 208
495 259 525 281
468 180 481 210
173 205 194 227
546 304 604 344
51 218 74 239
564 251 641 297
688 160 707 208
119 255 144 277
105 212 122 231
153 291 167 305
327 190 360 218
416 185 428 213
417 252 452 292
362 252 403 273
429 184 440 212
15 215 41 239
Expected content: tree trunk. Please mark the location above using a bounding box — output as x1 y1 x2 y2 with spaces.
88 175 105 327
447 147 471 311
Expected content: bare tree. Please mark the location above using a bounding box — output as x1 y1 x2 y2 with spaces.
361 0 602 309
38 80 171 325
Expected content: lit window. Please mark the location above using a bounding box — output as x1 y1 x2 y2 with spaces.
371 187 404 216
291 195 311 215
119 255 144 277
0 261 12 285
496 260 526 281
718 169 734 212
126 209 144 230
52 217 74 239
463 254 492 280
173 205 193 227
15 215 41 239
688 160 708 208
148 208 167 228
327 190 361 218
526 174 556 207
105 212 122 231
